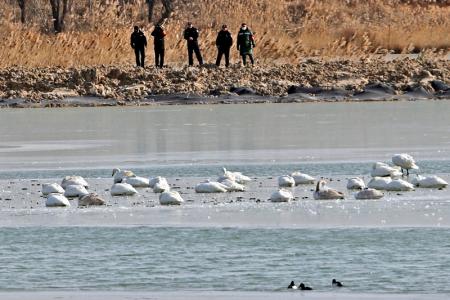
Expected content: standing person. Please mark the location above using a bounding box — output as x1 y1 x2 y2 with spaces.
215 24 233 67
151 23 166 68
130 25 147 67
237 23 255 66
183 22 203 66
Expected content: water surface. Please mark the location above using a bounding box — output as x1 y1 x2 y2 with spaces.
1 101 450 170
1 101 450 297
0 227 449 294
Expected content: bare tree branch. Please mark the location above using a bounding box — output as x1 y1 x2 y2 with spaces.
147 0 173 24
49 0 71 33
17 0 26 23
146 0 155 22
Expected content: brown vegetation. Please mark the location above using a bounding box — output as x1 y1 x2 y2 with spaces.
0 0 449 67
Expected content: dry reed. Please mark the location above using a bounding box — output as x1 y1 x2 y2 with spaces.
0 0 449 67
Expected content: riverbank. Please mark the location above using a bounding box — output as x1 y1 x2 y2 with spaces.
0 58 449 108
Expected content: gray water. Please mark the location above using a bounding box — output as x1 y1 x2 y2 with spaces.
1 101 450 171
0 227 449 294
2 101 450 297
1 160 450 180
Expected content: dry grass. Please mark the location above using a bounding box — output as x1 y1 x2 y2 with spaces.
0 0 449 67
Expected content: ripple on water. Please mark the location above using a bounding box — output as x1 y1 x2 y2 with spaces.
0 227 449 293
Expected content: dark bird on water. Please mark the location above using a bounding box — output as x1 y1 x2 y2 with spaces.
332 279 344 287
287 280 297 289
299 283 313 290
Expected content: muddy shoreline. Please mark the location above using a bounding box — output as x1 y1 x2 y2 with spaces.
1 58 449 108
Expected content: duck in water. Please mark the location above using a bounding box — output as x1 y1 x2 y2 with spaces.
287 281 297 289
332 279 344 287
299 283 313 290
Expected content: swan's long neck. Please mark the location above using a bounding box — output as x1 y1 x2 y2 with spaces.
316 181 321 192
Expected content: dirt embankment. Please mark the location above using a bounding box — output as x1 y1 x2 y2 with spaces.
0 58 449 107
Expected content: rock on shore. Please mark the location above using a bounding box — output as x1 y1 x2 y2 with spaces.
0 57 448 107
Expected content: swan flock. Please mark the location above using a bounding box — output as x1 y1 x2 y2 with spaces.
37 153 447 208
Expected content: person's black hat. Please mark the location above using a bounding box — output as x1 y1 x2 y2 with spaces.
134 25 139 30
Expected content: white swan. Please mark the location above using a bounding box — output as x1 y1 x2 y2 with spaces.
122 176 150 188
218 168 251 184
110 183 138 196
410 175 448 188
78 193 106 207
61 175 89 189
386 179 415 191
218 168 236 182
270 189 293 202
313 180 344 200
347 177 366 190
112 168 136 184
392 153 419 175
371 162 402 178
195 180 228 193
149 176 166 188
234 173 252 184
42 183 65 196
291 171 315 185
368 177 392 190
278 175 295 187
46 194 70 207
64 185 89 198
153 178 171 193
159 191 184 205
355 188 384 200
219 178 246 192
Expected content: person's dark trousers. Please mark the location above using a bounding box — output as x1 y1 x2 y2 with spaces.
216 47 230 67
135 47 145 67
242 54 254 66
155 47 164 68
188 42 203 66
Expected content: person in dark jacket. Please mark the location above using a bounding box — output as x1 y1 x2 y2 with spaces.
130 26 147 67
151 24 166 68
183 22 203 66
237 23 255 66
215 25 233 67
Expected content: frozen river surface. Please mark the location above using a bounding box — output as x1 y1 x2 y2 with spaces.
1 101 450 299
1 101 450 170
